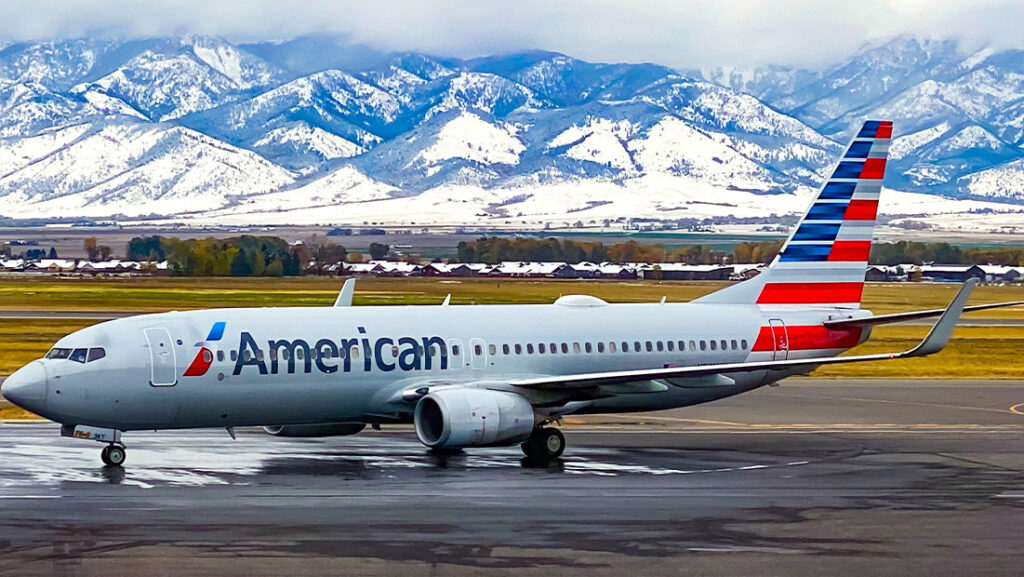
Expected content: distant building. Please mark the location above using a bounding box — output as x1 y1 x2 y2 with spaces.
919 264 985 282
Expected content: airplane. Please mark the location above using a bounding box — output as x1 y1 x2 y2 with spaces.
3 119 1020 467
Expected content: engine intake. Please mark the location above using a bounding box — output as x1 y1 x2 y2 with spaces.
414 388 534 449
262 423 366 437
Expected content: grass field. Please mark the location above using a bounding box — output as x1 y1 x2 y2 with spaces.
0 276 1022 379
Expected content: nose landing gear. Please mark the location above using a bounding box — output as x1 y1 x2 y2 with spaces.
521 427 565 459
100 444 126 467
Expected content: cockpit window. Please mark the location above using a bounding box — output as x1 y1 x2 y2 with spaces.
46 348 72 359
69 348 88 363
87 348 106 362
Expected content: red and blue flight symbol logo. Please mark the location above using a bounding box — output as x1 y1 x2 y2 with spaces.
183 321 225 377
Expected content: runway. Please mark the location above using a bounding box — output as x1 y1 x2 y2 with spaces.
0 379 1022 576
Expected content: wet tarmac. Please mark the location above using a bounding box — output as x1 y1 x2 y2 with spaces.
0 379 1022 576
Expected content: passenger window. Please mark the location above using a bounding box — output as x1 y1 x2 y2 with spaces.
689 340 696 351
622 341 629 352
230 350 237 361
474 344 483 356
573 342 581 353
526 344 534 354
489 344 496 356
310 349 319 360
243 350 252 362
295 349 304 360
270 349 279 362
700 341 707 351
645 341 653 352
598 342 605 353
561 343 569 353
502 344 510 355
87 348 105 362
539 343 546 354
452 345 460 356
351 347 360 358
515 344 522 354
70 348 87 363
585 342 592 353
710 340 717 351
46 348 72 359
281 349 290 361
216 350 225 362
656 341 664 352
720 340 727 351
634 341 641 351
731 340 738 350
741 339 749 350
257 350 265 362
610 342 617 353
391 345 400 356
549 342 557 354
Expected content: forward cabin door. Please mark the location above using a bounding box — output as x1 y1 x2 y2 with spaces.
768 319 789 361
144 327 178 386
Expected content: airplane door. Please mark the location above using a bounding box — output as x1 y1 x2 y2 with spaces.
144 327 178 386
447 338 464 369
469 338 487 370
769 319 789 361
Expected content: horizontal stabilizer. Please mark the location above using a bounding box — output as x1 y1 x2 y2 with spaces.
825 298 1024 330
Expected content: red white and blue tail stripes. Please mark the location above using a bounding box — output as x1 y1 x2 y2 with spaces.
756 120 892 308
691 120 892 309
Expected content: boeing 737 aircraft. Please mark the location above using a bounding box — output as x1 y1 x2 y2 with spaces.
3 120 1020 467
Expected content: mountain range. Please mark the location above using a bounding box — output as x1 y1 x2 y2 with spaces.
0 34 1022 228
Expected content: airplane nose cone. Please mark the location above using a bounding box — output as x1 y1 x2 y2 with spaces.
1 361 47 414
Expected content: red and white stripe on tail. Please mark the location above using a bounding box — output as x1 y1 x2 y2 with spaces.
696 119 892 309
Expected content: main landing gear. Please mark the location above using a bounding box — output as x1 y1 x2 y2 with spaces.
521 427 565 459
100 444 126 467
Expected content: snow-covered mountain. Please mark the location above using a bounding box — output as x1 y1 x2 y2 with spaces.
0 35 1022 229
697 36 1024 202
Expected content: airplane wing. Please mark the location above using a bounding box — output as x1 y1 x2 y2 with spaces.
511 279 978 391
824 299 1023 330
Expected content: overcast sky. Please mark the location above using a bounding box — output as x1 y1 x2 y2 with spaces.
1 0 1020 68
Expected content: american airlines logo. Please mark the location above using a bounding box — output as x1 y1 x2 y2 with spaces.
232 327 450 376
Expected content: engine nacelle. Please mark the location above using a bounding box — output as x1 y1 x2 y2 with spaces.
262 423 366 437
414 388 534 449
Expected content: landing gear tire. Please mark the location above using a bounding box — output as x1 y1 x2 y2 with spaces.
521 427 565 459
101 445 126 467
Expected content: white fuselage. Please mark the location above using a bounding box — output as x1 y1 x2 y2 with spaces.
14 298 870 431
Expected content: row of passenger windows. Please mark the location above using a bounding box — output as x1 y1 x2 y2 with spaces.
45 347 106 363
221 337 749 364
485 338 748 357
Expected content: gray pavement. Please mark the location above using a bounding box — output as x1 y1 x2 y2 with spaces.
0 379 1022 576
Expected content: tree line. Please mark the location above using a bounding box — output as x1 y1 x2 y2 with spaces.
110 235 1024 277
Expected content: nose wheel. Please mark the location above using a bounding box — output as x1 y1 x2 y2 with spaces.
521 427 565 459
100 444 126 467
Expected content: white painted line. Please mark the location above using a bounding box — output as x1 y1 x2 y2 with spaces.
993 492 1024 499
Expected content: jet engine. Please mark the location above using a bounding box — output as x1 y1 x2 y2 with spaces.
414 388 534 449
262 423 366 437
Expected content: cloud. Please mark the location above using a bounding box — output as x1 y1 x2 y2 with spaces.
1 0 1020 68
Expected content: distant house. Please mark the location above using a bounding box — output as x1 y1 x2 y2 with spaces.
642 264 734 281
919 264 985 282
0 258 26 272
977 265 1021 283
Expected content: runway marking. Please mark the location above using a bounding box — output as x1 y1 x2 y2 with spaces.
994 492 1024 499
571 414 750 427
0 495 60 499
767 391 1018 415
1010 403 1024 415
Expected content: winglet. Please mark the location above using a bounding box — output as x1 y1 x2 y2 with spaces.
905 278 977 357
441 294 451 306
334 278 355 307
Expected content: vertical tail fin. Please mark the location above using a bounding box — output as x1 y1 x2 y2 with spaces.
696 119 892 309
